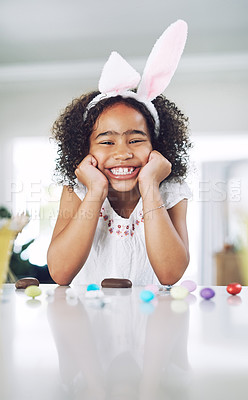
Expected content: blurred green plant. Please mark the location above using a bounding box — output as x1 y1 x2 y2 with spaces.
0 206 12 219
9 239 35 280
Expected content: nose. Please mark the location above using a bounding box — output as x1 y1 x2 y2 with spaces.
113 143 133 161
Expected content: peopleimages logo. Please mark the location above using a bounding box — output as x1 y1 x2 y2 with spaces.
4 177 242 207
5 180 61 203
195 179 241 202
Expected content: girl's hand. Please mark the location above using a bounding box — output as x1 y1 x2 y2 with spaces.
75 154 109 200
138 150 171 196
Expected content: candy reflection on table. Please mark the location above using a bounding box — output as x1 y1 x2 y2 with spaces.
1 283 248 400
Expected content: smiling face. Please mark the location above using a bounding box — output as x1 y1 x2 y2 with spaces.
89 103 153 194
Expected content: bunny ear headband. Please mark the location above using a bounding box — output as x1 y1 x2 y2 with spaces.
84 19 188 136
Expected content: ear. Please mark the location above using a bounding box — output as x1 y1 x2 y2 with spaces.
137 20 188 101
99 51 141 94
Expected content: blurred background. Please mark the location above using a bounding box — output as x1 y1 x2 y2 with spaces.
0 0 248 284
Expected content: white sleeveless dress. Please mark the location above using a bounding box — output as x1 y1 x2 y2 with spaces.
71 179 191 286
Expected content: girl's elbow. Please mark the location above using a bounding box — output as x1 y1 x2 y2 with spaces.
158 253 190 286
47 253 72 286
158 274 181 286
48 266 72 286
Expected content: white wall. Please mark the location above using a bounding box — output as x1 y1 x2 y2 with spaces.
1 54 248 207
0 53 247 283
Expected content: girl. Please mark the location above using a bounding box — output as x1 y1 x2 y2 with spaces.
47 20 192 286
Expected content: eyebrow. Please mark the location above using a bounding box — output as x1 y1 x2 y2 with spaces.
94 130 148 140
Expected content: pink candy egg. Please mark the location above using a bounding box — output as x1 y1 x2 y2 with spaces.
180 280 197 292
145 284 159 294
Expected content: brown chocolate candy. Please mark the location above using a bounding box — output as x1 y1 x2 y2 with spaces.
101 278 132 288
15 277 40 289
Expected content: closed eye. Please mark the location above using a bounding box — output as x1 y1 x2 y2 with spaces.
129 139 146 144
99 141 114 145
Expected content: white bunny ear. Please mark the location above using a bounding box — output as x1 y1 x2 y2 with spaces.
99 51 141 94
137 20 188 101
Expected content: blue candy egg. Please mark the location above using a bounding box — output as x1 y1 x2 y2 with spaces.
87 283 100 291
140 290 155 302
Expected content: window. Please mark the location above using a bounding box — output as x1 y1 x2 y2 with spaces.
12 137 61 266
188 133 248 284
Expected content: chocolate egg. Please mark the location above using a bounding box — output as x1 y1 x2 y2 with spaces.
15 277 39 289
226 282 242 295
101 278 132 288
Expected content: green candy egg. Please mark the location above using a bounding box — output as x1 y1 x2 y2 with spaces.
25 285 42 299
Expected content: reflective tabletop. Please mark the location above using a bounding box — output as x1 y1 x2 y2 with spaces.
0 284 248 400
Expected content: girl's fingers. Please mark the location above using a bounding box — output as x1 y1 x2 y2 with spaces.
88 154 98 167
75 154 98 172
139 150 171 186
149 150 156 161
149 150 171 169
147 150 162 163
82 154 97 166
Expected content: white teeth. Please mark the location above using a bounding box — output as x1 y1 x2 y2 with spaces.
110 167 135 176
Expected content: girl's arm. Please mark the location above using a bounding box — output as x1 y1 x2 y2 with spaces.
139 151 190 285
47 155 108 286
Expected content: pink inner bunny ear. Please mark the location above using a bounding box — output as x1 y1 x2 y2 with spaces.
137 20 188 101
99 51 141 94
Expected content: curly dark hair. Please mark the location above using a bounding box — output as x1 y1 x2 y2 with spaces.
51 91 191 188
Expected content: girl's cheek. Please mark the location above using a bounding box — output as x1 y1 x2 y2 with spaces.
89 146 99 159
144 149 152 164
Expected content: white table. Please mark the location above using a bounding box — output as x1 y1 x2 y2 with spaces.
0 284 248 400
